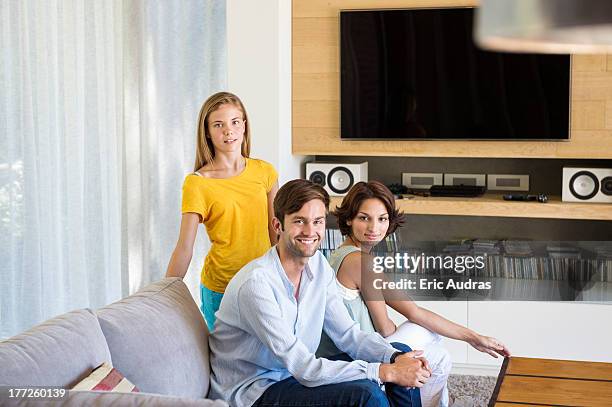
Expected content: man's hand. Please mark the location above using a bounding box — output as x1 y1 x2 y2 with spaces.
379 350 431 387
396 350 432 374
468 335 511 358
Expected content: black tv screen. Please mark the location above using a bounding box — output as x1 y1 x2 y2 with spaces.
340 8 571 140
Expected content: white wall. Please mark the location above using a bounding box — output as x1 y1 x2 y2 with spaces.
226 0 306 184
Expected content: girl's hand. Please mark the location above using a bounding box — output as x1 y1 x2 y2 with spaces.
468 335 511 358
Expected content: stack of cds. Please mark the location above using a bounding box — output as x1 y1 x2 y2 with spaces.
320 231 611 283
502 240 533 257
472 239 501 255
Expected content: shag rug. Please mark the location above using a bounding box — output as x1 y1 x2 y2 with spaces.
448 374 497 407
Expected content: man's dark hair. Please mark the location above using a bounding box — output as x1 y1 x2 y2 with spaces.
334 181 404 237
274 179 330 227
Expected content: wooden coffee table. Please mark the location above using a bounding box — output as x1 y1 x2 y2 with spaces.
489 356 612 406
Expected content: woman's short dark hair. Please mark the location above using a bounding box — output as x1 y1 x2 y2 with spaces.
274 179 330 227
333 181 404 237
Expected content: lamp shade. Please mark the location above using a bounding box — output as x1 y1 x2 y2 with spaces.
475 0 612 53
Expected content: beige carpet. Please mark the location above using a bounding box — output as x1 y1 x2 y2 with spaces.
448 374 497 407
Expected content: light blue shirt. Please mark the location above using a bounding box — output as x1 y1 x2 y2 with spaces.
209 246 397 407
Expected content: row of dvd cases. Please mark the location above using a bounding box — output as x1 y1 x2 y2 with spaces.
319 231 612 282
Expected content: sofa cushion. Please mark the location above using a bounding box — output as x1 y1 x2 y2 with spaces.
96 278 210 398
0 309 112 388
0 391 228 407
72 362 139 392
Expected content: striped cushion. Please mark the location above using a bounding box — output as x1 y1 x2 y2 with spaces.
72 362 139 393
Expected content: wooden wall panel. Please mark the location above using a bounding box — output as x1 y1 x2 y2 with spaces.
294 73 338 101
572 101 606 130
293 0 477 18
292 0 612 158
293 45 338 74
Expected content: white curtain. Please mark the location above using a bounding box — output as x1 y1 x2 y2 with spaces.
0 0 226 339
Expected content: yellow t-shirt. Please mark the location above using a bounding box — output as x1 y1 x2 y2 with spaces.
181 158 278 293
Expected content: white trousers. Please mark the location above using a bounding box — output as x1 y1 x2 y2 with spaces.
386 322 452 407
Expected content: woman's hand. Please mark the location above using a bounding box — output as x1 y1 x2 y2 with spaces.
468 334 511 358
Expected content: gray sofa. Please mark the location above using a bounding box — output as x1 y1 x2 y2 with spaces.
0 278 228 406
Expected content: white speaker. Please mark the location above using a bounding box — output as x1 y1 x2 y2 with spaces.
487 174 530 191
306 162 368 196
444 173 486 187
402 172 443 190
562 167 612 203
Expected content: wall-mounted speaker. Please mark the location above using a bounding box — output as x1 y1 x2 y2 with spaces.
306 162 368 196
562 167 612 203
402 173 443 190
487 174 530 191
444 173 486 187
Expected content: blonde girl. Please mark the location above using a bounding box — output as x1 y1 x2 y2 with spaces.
166 92 278 330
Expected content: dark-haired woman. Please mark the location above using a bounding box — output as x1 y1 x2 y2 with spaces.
318 181 510 407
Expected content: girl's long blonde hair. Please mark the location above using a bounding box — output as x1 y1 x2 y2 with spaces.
194 92 251 171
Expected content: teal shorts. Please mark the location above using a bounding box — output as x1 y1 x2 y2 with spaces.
200 284 224 331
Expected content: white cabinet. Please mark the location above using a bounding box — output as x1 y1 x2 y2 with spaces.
388 300 612 369
467 301 612 365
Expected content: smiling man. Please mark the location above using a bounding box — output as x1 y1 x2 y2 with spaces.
209 179 430 407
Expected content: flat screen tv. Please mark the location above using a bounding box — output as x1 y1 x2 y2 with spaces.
340 8 571 140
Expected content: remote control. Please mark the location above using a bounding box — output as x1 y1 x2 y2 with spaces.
503 194 548 203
